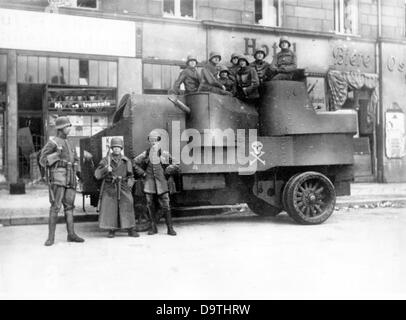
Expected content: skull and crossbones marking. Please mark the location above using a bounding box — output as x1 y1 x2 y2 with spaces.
250 141 266 166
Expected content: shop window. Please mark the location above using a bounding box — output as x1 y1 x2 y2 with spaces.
255 0 281 27
79 59 89 85
335 0 359 35
0 54 7 82
143 63 182 94
163 0 195 19
60 0 98 9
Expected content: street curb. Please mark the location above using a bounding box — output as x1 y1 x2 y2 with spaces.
1 198 405 227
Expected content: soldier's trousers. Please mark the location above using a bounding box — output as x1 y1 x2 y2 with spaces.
145 192 174 230
48 185 77 237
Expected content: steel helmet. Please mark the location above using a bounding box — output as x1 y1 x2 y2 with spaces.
54 116 71 130
209 51 222 62
279 36 291 48
219 65 230 74
186 55 198 65
238 55 250 65
148 130 161 142
230 53 240 63
110 137 124 149
254 48 267 58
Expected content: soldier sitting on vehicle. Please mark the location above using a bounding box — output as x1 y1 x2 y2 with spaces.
228 53 241 80
250 48 272 84
133 130 180 236
198 52 233 96
39 116 85 246
270 36 298 81
94 138 139 238
169 55 201 95
235 55 260 101
218 65 237 96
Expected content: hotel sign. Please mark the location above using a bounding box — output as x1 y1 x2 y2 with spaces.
0 8 136 57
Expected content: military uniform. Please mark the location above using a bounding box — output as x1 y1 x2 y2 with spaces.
218 66 236 96
39 117 84 246
228 53 240 80
251 49 272 84
133 140 179 236
236 56 260 100
198 52 232 96
171 56 201 95
94 153 137 235
270 36 298 80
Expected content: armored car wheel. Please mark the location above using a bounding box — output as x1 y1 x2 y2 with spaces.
282 173 300 211
284 172 336 225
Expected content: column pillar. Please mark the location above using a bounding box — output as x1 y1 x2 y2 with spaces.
7 50 18 184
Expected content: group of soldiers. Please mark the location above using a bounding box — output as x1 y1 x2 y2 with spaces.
40 117 179 246
170 36 297 100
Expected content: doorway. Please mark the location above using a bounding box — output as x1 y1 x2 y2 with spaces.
17 83 45 180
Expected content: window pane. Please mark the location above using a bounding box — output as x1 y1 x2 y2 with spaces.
180 0 194 17
69 59 79 85
171 65 181 86
143 64 153 90
77 0 98 8
162 65 172 90
79 60 89 85
0 55 6 82
89 60 99 86
152 65 162 89
59 58 69 85
108 61 117 87
26 56 38 83
164 0 175 15
255 0 263 23
17 55 28 83
38 57 47 83
98 61 108 87
48 57 60 84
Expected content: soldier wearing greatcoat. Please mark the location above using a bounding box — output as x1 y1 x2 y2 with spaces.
218 65 237 96
133 131 179 236
250 48 272 84
94 138 139 238
39 116 85 246
235 55 260 101
228 53 241 80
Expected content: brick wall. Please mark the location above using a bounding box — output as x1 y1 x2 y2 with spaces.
359 0 378 39
197 0 253 24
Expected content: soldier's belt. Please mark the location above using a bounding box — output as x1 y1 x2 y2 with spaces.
55 160 74 168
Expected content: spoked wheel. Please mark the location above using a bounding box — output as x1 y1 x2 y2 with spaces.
284 172 336 225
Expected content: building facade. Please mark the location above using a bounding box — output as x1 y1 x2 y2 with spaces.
0 0 405 184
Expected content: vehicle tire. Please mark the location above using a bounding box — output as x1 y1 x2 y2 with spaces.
282 173 300 211
284 171 336 225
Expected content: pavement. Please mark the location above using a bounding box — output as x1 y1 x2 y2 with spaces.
1 207 405 299
0 182 405 227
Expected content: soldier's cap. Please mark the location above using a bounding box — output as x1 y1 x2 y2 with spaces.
230 53 240 62
148 130 162 141
54 116 72 130
209 51 222 62
186 55 198 64
254 48 267 58
219 65 230 74
110 137 124 149
279 36 291 48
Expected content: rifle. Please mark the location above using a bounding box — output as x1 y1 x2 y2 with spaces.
46 167 55 203
116 175 122 229
97 145 111 212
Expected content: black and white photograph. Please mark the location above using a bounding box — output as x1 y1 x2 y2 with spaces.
0 0 405 302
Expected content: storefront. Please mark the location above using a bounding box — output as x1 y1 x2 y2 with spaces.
0 7 137 183
380 42 406 182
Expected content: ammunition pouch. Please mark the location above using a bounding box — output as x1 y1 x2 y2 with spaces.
49 161 78 189
46 152 61 167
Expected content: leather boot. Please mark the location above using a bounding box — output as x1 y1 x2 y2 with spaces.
147 206 158 235
164 209 177 236
65 210 85 243
107 230 115 238
128 228 140 237
44 211 58 246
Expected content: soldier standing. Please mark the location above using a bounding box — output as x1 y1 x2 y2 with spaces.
170 55 201 95
133 131 179 236
39 116 85 246
228 53 240 80
94 138 138 238
270 36 298 80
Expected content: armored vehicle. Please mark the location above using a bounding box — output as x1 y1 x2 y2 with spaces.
80 78 356 225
